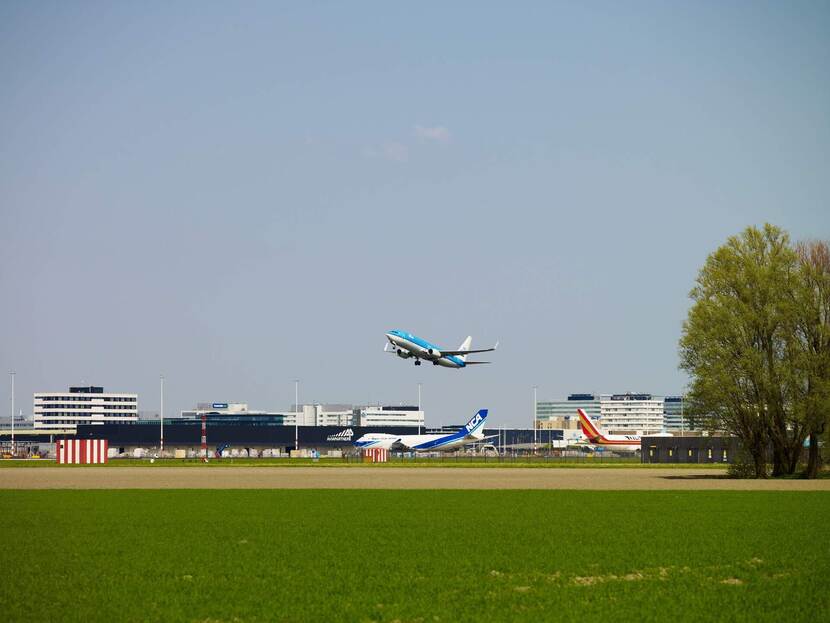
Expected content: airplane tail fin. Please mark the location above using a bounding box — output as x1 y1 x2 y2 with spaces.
456 336 472 362
577 408 602 442
464 409 488 438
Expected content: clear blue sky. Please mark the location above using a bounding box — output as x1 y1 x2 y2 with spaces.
1 1 828 426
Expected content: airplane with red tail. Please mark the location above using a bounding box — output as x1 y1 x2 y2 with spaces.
576 408 671 453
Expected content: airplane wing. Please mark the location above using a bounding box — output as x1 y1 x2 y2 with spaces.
440 341 499 356
393 437 420 451
461 361 491 365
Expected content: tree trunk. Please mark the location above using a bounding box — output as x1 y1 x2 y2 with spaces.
771 445 785 477
750 435 768 478
753 450 767 479
806 432 822 479
786 446 801 475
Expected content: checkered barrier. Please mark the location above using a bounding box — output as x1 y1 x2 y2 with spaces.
56 439 108 464
362 448 388 463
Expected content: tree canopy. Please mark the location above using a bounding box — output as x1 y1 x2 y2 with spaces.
680 224 829 478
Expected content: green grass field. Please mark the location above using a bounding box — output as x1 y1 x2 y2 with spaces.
2 490 827 622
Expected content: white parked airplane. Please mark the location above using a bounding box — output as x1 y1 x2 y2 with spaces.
576 408 671 453
354 409 493 452
384 330 498 368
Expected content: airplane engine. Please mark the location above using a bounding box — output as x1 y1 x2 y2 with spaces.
425 348 442 360
396 349 412 359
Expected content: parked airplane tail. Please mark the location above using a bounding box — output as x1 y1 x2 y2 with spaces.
464 409 488 438
577 408 602 441
455 336 473 361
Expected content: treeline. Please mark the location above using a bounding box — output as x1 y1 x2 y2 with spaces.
680 224 829 478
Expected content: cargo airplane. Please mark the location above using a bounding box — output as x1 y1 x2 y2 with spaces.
576 408 670 453
354 409 492 452
384 330 497 368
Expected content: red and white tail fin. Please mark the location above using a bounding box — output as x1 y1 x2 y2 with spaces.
577 408 603 442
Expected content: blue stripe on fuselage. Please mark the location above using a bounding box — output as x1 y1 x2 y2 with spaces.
412 428 468 450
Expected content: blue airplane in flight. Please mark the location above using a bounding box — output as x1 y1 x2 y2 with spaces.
355 409 492 451
384 330 498 368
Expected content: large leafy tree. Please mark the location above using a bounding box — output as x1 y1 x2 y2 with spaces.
791 241 830 478
680 225 805 477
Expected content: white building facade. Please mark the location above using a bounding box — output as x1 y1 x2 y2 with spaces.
284 404 424 428
599 393 664 434
34 386 138 431
359 406 424 427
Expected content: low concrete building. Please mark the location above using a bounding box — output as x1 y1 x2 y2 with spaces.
641 435 738 463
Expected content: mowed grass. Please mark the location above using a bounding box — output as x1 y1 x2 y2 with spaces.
1 491 827 622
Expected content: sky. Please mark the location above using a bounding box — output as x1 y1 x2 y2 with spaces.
1 1 828 427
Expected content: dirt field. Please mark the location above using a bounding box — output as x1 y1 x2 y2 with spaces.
2 466 829 489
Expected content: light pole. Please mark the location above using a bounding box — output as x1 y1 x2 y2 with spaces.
294 379 299 454
417 382 422 435
533 385 538 454
159 375 164 457
10 372 15 456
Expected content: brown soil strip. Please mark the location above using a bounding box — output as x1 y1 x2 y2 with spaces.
1 467 828 490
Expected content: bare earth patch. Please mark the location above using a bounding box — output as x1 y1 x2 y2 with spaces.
1 466 829 489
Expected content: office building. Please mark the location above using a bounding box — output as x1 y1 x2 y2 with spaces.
663 396 695 432
34 386 138 431
359 405 424 427
599 393 664 434
536 394 600 430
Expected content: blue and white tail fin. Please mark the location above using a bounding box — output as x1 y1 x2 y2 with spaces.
463 409 488 439
456 336 473 362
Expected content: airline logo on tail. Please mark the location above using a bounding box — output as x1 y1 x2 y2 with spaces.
464 410 485 436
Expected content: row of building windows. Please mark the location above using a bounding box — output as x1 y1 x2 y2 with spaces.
36 404 137 410
35 412 138 418
38 396 136 402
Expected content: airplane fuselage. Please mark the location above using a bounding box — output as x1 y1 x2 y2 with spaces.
355 410 489 452
355 433 476 452
584 436 642 453
386 331 466 368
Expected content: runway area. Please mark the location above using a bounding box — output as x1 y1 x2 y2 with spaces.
1 466 829 490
